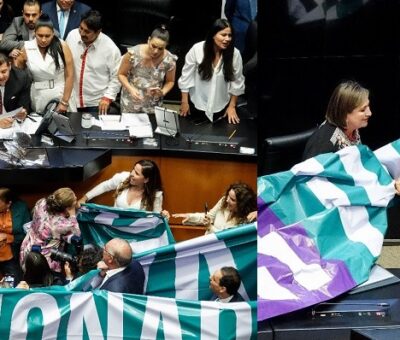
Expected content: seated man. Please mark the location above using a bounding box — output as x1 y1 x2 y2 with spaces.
0 0 41 59
83 238 145 294
0 53 30 129
209 266 244 302
66 10 121 114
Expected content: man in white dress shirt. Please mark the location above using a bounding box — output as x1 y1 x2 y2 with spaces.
66 10 121 115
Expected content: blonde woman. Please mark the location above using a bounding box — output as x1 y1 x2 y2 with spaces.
20 187 80 273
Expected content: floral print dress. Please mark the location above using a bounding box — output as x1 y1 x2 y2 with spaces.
120 44 177 113
19 198 81 272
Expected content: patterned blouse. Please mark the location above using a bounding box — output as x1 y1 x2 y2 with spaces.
120 44 177 114
20 198 81 272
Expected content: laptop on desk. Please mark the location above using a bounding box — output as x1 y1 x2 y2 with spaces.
48 113 75 143
154 106 180 137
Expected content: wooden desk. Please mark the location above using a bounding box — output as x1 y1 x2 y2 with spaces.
170 224 206 242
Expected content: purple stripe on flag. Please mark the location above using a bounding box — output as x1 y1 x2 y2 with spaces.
257 235 356 320
257 204 286 237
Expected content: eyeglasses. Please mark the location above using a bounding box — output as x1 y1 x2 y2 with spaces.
102 247 114 258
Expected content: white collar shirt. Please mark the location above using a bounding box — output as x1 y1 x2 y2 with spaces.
98 266 126 288
66 29 122 107
57 4 70 36
0 85 5 115
216 295 234 303
178 41 245 122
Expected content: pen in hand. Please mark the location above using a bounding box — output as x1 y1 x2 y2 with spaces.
26 115 37 122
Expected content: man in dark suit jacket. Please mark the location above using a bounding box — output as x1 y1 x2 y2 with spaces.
210 266 245 302
83 238 145 295
0 53 31 129
0 0 42 56
42 0 91 40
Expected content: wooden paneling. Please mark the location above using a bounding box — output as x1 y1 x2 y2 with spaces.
19 155 256 208
17 155 256 240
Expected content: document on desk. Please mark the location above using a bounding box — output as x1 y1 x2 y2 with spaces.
22 116 42 134
121 113 153 138
98 115 126 130
0 116 42 139
349 265 400 294
0 107 23 119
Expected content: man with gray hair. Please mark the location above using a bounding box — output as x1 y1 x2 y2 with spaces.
83 238 145 294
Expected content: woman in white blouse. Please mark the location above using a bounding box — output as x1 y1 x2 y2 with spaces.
172 182 257 234
77 159 165 213
178 18 245 124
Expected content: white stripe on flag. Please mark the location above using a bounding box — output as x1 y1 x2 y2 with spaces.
374 143 400 180
141 296 183 340
338 206 383 257
200 301 253 340
94 212 119 224
257 266 298 300
202 242 250 301
306 177 350 208
338 147 395 206
138 252 156 294
258 232 331 290
200 302 220 340
175 250 200 300
291 156 325 175
174 234 250 301
130 230 170 254
107 293 123 338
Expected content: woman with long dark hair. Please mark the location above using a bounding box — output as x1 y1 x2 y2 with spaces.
16 251 65 289
178 18 245 124
78 159 166 213
20 14 76 113
172 182 257 234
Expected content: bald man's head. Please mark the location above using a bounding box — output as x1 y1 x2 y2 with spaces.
105 238 132 268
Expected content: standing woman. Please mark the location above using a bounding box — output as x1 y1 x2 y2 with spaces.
20 188 81 273
178 18 245 124
20 14 76 113
118 25 177 114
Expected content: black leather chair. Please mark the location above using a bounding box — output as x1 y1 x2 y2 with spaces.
240 20 258 118
259 127 317 175
115 0 175 51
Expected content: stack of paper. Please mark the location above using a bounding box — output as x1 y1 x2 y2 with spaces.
121 113 153 138
98 115 125 130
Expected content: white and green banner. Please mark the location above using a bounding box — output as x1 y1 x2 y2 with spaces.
0 224 257 339
78 203 175 253
0 289 256 339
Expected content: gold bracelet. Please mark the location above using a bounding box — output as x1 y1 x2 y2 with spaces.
60 100 68 106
